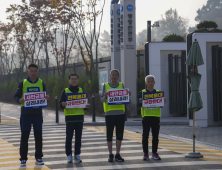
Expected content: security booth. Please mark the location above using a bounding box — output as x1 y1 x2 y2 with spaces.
143 42 187 117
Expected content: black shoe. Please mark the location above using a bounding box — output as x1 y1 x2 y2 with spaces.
108 154 114 162
115 154 124 162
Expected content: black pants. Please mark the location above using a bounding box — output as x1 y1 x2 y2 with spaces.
142 117 160 154
20 115 43 161
105 114 125 141
65 122 83 156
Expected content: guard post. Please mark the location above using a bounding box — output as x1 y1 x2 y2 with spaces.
92 94 96 122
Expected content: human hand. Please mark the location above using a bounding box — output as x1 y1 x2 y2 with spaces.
62 102 67 107
128 91 131 96
164 97 166 103
19 98 25 104
104 92 108 98
139 98 142 103
86 104 90 109
45 95 50 101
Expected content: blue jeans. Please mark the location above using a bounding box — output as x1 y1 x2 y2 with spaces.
65 122 83 156
20 115 43 160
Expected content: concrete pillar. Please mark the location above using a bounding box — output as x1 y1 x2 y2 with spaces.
120 0 137 116
110 4 121 81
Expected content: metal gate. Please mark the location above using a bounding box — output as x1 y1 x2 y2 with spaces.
212 45 222 121
168 52 187 116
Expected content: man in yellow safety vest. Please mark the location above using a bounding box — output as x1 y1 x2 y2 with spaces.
101 69 131 162
59 73 90 163
138 75 166 161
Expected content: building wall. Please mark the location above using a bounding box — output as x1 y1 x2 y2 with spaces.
149 42 186 117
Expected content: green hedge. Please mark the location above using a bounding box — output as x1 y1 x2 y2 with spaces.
0 74 100 111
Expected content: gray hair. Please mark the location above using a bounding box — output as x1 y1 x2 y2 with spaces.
110 69 120 75
145 75 155 82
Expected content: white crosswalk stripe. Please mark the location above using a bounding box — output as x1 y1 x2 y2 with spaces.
0 124 222 170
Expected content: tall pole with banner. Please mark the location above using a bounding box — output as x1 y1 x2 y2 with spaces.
110 4 121 81
120 0 137 116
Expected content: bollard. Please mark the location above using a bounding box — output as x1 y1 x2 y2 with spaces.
55 96 59 124
125 105 127 121
92 94 96 122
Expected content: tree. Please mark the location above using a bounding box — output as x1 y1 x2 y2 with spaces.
151 8 188 41
195 0 222 29
136 29 146 48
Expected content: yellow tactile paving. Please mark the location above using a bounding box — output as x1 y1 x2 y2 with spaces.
0 137 51 170
84 126 222 163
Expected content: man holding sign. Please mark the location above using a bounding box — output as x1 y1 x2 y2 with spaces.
138 75 166 161
14 63 50 167
101 69 131 162
59 73 90 163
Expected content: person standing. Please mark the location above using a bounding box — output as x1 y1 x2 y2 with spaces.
14 63 50 167
59 73 90 163
100 69 131 162
138 75 166 161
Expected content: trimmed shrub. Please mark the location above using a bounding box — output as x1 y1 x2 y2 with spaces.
162 33 185 42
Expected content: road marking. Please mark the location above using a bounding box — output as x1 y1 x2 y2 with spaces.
52 161 222 170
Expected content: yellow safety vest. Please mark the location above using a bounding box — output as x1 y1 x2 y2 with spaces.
141 89 161 118
103 82 125 113
64 87 85 116
21 78 43 107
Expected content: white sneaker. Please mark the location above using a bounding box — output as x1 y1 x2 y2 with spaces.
74 155 82 163
67 154 73 163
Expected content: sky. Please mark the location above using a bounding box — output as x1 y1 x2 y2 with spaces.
0 0 208 34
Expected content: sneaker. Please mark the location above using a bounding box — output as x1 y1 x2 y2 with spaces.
108 154 114 162
20 160 26 167
151 153 161 160
115 153 124 162
143 154 149 161
35 158 44 165
67 154 73 163
74 155 82 163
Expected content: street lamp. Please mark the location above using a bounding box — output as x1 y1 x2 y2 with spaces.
144 20 160 76
147 20 160 42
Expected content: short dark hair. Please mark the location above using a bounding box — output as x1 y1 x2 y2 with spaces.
28 63 38 69
68 73 79 79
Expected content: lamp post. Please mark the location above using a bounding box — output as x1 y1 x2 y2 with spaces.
145 20 160 76
147 20 160 42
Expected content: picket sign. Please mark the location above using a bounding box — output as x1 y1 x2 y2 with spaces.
24 91 47 109
142 91 164 108
107 88 129 105
66 92 88 108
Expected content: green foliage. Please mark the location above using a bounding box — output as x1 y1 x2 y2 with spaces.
195 0 222 29
197 21 218 30
137 68 145 93
91 73 99 94
0 74 99 108
194 28 222 33
162 33 185 42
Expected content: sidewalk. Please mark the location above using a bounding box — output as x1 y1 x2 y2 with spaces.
0 102 222 151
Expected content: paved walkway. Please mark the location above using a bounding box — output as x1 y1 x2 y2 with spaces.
0 102 222 150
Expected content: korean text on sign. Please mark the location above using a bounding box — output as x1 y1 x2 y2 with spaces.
142 91 164 108
24 91 47 109
108 88 129 105
66 93 88 108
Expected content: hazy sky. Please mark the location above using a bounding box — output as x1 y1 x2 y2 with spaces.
0 0 208 34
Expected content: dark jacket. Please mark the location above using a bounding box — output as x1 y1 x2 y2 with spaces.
59 85 85 123
14 77 47 115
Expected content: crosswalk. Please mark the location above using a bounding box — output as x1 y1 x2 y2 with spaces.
0 123 222 170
